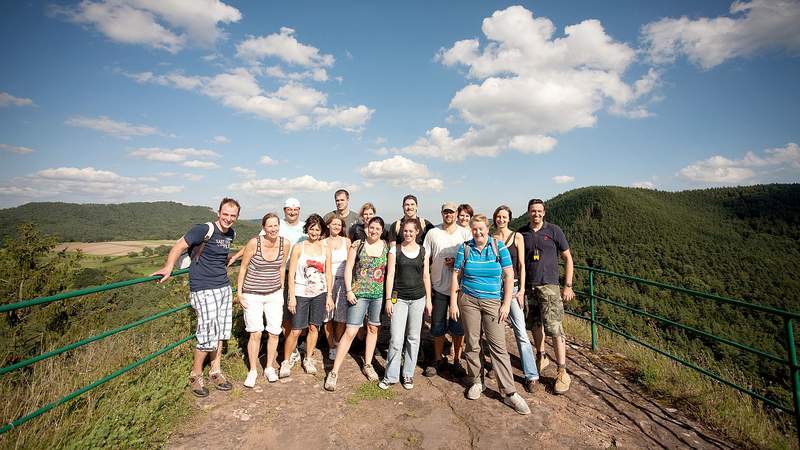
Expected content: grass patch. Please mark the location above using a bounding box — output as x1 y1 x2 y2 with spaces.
346 381 396 405
564 316 797 449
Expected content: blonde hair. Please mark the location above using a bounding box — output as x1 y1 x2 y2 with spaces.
469 213 490 227
359 202 376 216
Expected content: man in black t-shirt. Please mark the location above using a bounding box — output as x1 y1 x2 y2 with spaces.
386 194 435 246
518 198 575 394
151 197 240 398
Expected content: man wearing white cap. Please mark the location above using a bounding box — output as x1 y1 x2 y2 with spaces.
279 197 306 369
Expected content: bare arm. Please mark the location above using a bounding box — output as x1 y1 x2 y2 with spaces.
286 244 302 313
236 239 257 307
449 268 460 320
515 232 526 306
423 251 432 316
384 250 397 317
228 246 245 267
150 237 189 284
325 241 334 311
561 249 575 301
498 266 514 323
280 240 290 288
344 241 359 304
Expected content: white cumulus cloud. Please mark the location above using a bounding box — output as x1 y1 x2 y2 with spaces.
66 115 161 139
213 135 230 144
130 147 220 162
0 144 35 154
181 160 220 169
260 155 278 165
359 156 443 191
236 27 335 67
677 142 800 183
641 0 800 69
52 0 242 53
229 174 339 197
232 166 256 178
0 92 35 107
388 6 656 161
552 175 575 184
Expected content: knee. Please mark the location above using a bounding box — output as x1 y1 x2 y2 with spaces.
367 325 379 335
249 331 262 341
290 329 303 337
308 324 318 333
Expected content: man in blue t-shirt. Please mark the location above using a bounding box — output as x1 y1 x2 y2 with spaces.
518 198 575 394
151 197 240 398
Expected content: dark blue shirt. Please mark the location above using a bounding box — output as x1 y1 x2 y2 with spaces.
518 222 569 287
184 223 234 292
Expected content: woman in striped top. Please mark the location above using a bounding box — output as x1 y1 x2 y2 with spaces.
236 213 291 387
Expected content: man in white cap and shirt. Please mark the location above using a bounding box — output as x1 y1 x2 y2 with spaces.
279 197 306 369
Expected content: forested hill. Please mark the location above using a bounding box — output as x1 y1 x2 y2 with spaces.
511 183 800 311
0 201 261 243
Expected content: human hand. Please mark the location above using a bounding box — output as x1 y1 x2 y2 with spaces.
150 267 172 284
385 300 393 318
449 303 459 321
498 302 511 323
288 297 297 314
515 290 525 308
425 301 433 317
347 291 357 305
562 286 575 302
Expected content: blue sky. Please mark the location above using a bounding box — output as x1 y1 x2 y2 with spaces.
1 0 799 219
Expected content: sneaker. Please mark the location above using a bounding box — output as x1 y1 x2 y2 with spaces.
289 349 301 367
466 382 485 400
503 393 531 415
209 371 233 391
537 353 550 372
363 363 379 382
244 370 258 388
524 378 539 393
378 379 394 390
264 366 278 382
554 367 571 394
303 358 318 375
328 347 337 361
401 376 414 390
279 360 292 378
324 371 338 391
188 373 209 397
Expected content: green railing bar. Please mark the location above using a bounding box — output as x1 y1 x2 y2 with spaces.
574 264 800 320
573 289 787 365
589 270 597 352
785 318 800 437
0 333 194 435
564 310 792 414
0 269 188 313
0 304 190 375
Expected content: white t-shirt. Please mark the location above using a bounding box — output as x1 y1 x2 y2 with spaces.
279 219 306 248
423 224 471 294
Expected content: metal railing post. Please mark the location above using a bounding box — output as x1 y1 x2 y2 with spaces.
784 317 800 444
589 269 597 352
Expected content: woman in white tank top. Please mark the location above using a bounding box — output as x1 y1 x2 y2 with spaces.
323 216 351 360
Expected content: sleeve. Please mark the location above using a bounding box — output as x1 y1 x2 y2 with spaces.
554 226 569 252
388 246 397 255
183 224 207 247
453 243 465 273
497 241 512 268
422 230 432 257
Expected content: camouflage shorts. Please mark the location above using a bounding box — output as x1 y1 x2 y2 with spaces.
527 284 565 337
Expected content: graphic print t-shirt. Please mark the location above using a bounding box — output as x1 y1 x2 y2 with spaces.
184 223 234 292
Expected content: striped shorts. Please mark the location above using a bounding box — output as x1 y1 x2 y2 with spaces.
189 286 233 351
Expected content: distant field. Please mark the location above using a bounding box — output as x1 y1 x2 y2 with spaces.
55 240 175 256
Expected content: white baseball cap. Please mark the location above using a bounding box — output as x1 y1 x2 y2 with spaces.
284 197 301 208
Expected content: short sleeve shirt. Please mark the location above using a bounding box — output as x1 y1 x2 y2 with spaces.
323 210 360 230
279 219 306 248
454 237 512 299
518 222 569 287
423 224 471 294
184 223 234 292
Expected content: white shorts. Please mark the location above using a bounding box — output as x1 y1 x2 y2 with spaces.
242 290 284 335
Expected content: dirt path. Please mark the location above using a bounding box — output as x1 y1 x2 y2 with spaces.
168 330 730 450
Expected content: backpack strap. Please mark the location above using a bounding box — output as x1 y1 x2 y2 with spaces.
190 222 215 263
490 238 500 263
352 239 366 278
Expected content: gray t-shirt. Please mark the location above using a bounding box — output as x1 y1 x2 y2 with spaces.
324 209 360 230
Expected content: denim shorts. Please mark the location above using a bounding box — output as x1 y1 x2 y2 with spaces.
430 290 464 337
346 297 382 327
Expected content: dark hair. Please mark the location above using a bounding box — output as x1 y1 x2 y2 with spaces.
335 189 350 199
303 213 328 236
261 212 279 226
367 216 385 231
457 203 473 217
400 217 421 233
492 205 512 226
219 197 241 214
527 198 545 210
325 215 346 238
402 194 418 205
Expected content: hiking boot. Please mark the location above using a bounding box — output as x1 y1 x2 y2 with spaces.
554 367 571 394
324 371 338 391
378 379 394 390
303 358 318 375
537 353 550 372
209 371 233 391
188 373 209 397
279 360 292 378
363 363 379 382
503 393 531 415
553 367 572 395
402 376 414 390
264 366 278 383
244 370 258 388
524 378 539 393
466 382 485 400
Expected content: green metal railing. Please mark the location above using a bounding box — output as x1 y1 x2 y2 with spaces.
568 264 800 438
0 269 192 435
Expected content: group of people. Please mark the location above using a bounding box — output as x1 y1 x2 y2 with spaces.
152 189 575 415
